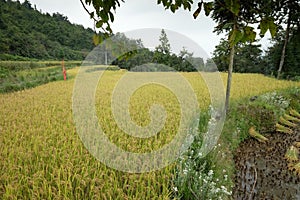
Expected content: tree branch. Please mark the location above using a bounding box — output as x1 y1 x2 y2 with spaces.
79 0 106 32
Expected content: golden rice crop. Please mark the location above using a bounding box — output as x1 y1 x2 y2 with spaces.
0 67 299 199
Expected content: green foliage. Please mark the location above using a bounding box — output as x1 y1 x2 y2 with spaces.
263 28 300 79
112 31 202 72
80 0 123 34
0 0 95 60
173 109 232 199
155 29 171 55
212 38 263 73
222 88 300 148
0 61 79 93
260 17 277 37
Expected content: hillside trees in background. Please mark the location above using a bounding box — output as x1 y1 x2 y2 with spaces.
0 0 95 60
113 29 201 72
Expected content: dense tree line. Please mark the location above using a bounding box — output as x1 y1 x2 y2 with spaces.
212 39 263 73
264 27 300 79
212 26 300 80
0 0 95 60
113 30 204 72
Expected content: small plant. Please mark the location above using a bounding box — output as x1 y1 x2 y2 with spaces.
293 162 300 176
248 127 268 143
285 146 299 162
290 109 300 119
284 114 300 123
275 123 293 134
279 116 297 128
294 142 300 148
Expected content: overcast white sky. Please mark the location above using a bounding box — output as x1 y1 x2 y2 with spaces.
20 0 271 56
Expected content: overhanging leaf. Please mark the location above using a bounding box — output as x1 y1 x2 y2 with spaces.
268 20 277 38
229 28 243 47
260 18 269 37
203 2 213 16
223 22 234 30
93 34 101 45
225 0 240 16
96 20 104 28
193 1 203 19
243 26 256 42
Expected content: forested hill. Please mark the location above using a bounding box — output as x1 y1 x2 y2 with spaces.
0 0 96 60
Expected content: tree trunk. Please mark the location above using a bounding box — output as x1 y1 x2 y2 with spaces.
277 13 291 79
225 42 235 114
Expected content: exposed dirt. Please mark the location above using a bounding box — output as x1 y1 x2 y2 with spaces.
233 127 300 200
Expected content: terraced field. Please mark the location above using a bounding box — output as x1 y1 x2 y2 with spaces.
1 67 299 199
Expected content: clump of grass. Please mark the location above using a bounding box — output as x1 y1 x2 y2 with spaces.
284 114 300 123
276 123 293 134
293 162 300 176
294 142 300 148
290 109 300 119
248 126 268 143
285 146 299 162
279 116 297 128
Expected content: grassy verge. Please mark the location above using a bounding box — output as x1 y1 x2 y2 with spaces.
172 86 300 199
0 61 81 93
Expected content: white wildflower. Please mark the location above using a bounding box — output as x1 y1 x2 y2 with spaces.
173 187 178 192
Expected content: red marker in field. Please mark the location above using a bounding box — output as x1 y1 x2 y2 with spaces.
62 58 67 81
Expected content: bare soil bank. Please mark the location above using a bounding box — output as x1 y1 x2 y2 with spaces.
233 127 300 199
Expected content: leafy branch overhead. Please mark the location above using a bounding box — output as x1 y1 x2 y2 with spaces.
80 0 289 113
193 0 277 47
82 0 278 47
80 0 124 40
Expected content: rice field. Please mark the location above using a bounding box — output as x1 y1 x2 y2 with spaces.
0 67 299 199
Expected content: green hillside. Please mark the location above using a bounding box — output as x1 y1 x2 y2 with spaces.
0 0 95 60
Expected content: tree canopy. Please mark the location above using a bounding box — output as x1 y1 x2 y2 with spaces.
0 0 96 60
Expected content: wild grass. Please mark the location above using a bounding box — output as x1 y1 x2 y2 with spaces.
0 61 81 93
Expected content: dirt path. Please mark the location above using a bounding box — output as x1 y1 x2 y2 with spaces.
233 127 300 199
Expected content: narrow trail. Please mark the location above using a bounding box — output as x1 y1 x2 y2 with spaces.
233 127 300 199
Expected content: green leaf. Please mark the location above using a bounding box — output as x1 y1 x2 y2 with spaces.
99 10 109 21
223 22 234 30
203 2 213 16
171 4 176 13
260 18 269 36
106 26 112 33
225 0 240 16
193 7 201 19
243 26 256 42
229 29 243 47
268 20 277 38
93 34 101 45
96 20 104 28
193 2 203 19
260 18 277 38
92 0 100 12
109 11 114 22
183 1 192 11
